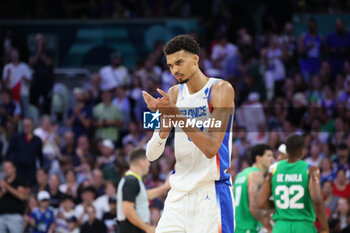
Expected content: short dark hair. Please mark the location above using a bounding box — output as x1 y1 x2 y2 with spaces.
163 34 200 56
285 134 304 158
129 148 147 164
250 144 272 163
337 143 348 151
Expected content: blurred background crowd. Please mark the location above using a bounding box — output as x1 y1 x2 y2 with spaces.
0 0 350 232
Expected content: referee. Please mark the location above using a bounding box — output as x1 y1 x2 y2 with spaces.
117 148 170 233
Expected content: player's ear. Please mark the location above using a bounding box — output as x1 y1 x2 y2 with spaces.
193 54 199 65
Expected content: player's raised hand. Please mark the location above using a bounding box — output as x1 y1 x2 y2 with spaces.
142 88 174 112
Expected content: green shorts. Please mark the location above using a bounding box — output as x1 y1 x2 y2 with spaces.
273 220 317 233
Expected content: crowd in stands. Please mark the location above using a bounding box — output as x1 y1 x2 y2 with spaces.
0 1 350 232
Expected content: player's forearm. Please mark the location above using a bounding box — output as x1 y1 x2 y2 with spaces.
147 184 169 200
313 200 329 232
146 131 167 161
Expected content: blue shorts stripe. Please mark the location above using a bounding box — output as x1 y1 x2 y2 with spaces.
215 181 235 233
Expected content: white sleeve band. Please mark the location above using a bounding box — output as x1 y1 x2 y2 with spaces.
146 131 167 161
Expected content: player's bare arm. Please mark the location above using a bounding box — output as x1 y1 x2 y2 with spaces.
308 166 329 233
248 171 272 231
144 80 234 159
257 172 274 210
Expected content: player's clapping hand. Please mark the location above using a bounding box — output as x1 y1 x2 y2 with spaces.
142 88 175 113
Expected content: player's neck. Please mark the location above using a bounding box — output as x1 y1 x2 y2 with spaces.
287 157 301 163
253 163 266 173
185 70 209 94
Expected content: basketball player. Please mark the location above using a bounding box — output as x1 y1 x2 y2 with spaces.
143 35 235 233
233 144 274 233
257 134 329 233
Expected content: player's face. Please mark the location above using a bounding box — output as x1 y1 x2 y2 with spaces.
260 150 274 170
166 50 199 84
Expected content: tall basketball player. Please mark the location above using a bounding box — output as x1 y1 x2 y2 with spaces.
143 34 235 233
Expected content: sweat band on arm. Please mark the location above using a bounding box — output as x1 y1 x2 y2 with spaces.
146 131 167 161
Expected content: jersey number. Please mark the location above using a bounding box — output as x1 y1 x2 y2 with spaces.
234 186 242 207
275 185 304 209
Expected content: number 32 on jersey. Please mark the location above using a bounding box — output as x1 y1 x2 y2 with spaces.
275 185 304 209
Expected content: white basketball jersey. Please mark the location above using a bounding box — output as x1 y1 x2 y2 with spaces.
170 78 234 196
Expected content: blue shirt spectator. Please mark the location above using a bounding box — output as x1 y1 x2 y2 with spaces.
326 19 350 76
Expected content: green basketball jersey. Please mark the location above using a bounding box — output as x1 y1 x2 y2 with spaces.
233 166 261 232
271 160 316 222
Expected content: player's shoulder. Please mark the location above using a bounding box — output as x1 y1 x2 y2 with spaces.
211 79 234 92
308 165 320 175
167 84 181 102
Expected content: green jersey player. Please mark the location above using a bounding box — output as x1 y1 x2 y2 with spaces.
233 144 274 233
258 134 329 233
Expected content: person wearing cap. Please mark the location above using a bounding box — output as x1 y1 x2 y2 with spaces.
66 88 92 139
117 148 170 233
0 160 30 233
28 190 56 233
97 139 116 169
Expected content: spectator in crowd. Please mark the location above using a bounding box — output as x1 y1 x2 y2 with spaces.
122 121 145 147
73 135 95 168
117 148 170 233
94 181 117 221
97 139 116 169
34 115 61 169
102 196 117 233
66 88 92 139
80 205 107 233
99 52 129 91
91 168 105 197
0 89 21 128
29 33 54 114
210 32 238 75
87 73 101 105
48 173 65 209
320 157 336 184
28 190 55 233
135 54 162 89
332 198 350 230
333 169 350 199
298 18 324 82
279 22 298 75
32 168 49 194
0 160 30 233
74 186 101 225
261 33 287 98
61 131 75 157
305 143 324 167
333 144 350 172
93 90 124 143
326 19 350 76
67 216 80 233
323 180 339 215
112 86 131 131
59 169 78 198
6 118 43 185
2 47 31 117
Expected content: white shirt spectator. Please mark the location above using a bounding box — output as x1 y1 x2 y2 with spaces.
2 62 32 96
34 127 60 159
94 194 110 216
211 42 237 70
74 202 102 223
99 66 121 91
